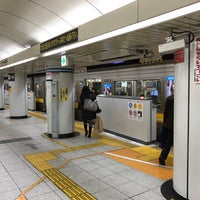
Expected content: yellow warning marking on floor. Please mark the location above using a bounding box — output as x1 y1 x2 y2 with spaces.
132 146 149 151
105 152 159 166
24 150 99 199
150 152 161 158
75 123 137 149
131 146 173 166
105 151 173 180
28 111 47 120
100 139 121 147
36 152 57 160
75 123 84 129
139 155 156 162
43 168 96 200
49 142 105 156
25 152 57 160
147 148 160 153
52 139 70 148
35 163 54 171
75 125 84 131
42 131 108 155
25 153 55 171
167 156 173 162
71 142 104 151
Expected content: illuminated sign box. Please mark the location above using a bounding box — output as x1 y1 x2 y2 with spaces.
40 28 78 53
61 55 68 66
158 39 185 54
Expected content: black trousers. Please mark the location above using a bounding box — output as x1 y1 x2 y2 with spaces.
160 129 173 160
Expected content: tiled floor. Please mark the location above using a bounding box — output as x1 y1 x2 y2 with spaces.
0 109 172 200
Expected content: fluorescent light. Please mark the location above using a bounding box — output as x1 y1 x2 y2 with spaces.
0 57 38 70
42 2 200 57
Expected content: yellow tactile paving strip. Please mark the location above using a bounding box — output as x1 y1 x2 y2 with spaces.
132 146 173 166
43 168 96 200
157 113 164 123
24 151 97 200
75 122 138 149
28 110 47 120
25 153 55 171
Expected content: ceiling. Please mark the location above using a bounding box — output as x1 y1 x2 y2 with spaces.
0 0 200 75
0 0 134 60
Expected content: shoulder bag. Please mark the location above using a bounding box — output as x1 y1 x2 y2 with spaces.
84 99 98 112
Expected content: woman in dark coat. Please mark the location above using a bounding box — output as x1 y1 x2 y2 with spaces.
79 86 100 138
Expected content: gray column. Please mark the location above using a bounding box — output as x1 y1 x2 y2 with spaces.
46 67 75 138
9 71 28 118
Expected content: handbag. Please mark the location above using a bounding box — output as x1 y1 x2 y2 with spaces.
84 99 98 112
93 115 103 134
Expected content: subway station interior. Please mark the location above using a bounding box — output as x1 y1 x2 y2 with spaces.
0 0 200 199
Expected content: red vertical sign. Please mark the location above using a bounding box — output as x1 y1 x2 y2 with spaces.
194 37 200 83
174 49 184 64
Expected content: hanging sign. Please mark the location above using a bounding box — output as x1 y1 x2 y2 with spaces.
8 73 15 81
40 28 78 53
174 49 184 64
61 55 68 66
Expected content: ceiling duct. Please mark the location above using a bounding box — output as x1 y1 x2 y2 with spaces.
98 48 153 62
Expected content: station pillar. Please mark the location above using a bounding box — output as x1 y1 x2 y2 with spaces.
8 70 28 118
161 35 200 199
46 67 75 138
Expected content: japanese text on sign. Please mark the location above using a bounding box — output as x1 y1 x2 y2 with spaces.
194 37 200 83
40 28 78 53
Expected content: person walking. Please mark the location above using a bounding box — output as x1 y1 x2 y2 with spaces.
79 86 101 138
159 85 174 165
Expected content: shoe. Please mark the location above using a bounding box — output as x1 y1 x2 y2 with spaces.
85 133 88 137
159 156 165 165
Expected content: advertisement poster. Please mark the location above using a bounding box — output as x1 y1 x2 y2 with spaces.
128 101 143 121
59 88 68 102
165 75 175 97
104 83 112 95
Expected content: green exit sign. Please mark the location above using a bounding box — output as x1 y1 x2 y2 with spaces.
61 55 68 66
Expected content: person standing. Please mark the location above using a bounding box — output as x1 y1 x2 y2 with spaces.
79 86 100 138
159 85 174 165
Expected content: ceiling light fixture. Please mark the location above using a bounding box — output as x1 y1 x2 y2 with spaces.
0 57 38 70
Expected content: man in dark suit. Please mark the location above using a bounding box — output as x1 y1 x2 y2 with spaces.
159 84 174 165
